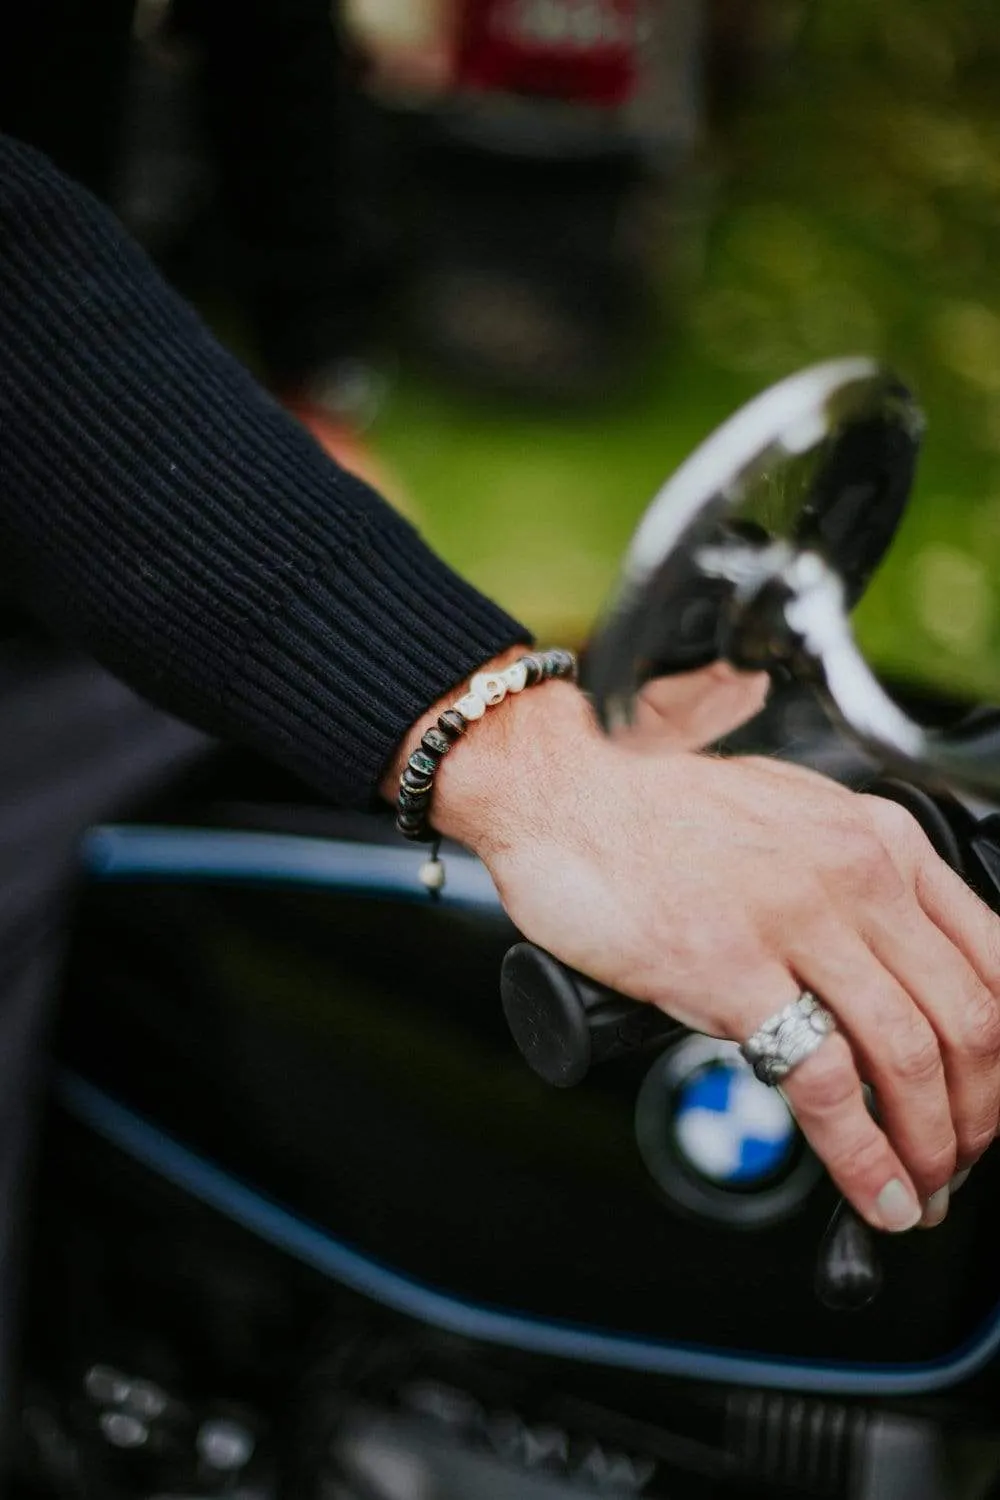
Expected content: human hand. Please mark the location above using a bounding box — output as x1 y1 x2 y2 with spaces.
628 662 770 751
399 671 1000 1235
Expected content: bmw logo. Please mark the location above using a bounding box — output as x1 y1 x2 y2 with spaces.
674 1057 795 1185
635 1035 821 1227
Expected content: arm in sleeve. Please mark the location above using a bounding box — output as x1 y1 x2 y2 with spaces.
0 136 530 803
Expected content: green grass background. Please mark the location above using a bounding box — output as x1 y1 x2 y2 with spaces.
373 0 1000 702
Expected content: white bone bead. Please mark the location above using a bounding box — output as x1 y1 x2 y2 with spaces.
469 672 508 706
455 691 487 721
502 661 528 693
419 858 446 892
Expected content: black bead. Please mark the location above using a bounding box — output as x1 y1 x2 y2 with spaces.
399 773 432 796
421 728 451 758
398 822 432 843
405 819 436 843
398 787 431 814
522 655 542 687
437 709 467 741
401 765 433 793
409 750 438 778
396 809 427 833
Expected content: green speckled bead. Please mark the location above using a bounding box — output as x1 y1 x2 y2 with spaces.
409 750 438 778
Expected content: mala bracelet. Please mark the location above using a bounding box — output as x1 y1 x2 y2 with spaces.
396 648 578 892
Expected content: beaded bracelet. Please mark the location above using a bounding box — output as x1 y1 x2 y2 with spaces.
396 648 578 893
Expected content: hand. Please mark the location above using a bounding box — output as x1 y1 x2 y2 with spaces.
386 667 1000 1233
628 662 770 751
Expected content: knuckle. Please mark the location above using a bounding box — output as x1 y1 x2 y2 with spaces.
910 1134 958 1189
932 979 1000 1064
827 1124 889 1184
862 795 926 852
835 824 903 898
982 954 1000 1000
886 1024 942 1088
961 995 1000 1063
956 1119 997 1165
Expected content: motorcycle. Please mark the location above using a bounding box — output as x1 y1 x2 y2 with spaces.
14 358 1000 1500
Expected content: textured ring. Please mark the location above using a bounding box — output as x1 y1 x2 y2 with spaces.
740 991 837 1087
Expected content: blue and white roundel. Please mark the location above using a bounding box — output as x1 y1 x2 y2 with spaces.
673 1060 796 1186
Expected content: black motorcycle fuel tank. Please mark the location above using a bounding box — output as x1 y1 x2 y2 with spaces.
47 751 1000 1398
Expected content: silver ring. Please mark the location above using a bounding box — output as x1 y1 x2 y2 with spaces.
740 991 837 1087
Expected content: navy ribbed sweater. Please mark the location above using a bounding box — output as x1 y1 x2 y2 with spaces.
0 136 529 803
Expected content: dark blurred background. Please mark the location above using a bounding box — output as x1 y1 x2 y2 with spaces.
5 0 1000 698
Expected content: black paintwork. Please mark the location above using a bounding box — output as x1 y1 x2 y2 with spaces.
39 762 1000 1379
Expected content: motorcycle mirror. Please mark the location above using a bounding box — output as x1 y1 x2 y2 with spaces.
585 358 1000 797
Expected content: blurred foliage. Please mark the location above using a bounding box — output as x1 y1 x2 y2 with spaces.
375 0 1000 699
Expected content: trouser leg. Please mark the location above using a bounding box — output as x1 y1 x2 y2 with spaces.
0 639 210 1468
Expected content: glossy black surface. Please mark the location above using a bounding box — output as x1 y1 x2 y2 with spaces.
47 783 1000 1376
26 1117 927 1500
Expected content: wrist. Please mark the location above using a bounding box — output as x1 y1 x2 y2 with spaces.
379 645 529 802
434 675 596 857
381 647 597 858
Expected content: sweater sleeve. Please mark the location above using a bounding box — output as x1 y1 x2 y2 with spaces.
0 135 530 804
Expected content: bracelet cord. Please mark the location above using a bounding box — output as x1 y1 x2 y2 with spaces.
395 648 578 892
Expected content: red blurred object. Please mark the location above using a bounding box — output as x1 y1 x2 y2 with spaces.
454 0 644 107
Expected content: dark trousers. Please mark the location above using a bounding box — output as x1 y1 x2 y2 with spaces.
0 635 208 1463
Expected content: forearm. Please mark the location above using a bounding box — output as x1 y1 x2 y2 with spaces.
0 135 529 802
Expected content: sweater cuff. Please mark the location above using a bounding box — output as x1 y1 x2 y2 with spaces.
234 500 533 804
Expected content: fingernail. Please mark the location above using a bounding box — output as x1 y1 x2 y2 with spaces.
951 1168 971 1194
919 1186 949 1229
875 1179 922 1232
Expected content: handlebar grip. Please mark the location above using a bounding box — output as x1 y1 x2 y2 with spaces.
500 943 682 1087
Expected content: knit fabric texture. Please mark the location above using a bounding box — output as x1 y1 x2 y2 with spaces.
0 135 530 804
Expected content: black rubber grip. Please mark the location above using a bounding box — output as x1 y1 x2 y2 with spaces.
500 943 681 1087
